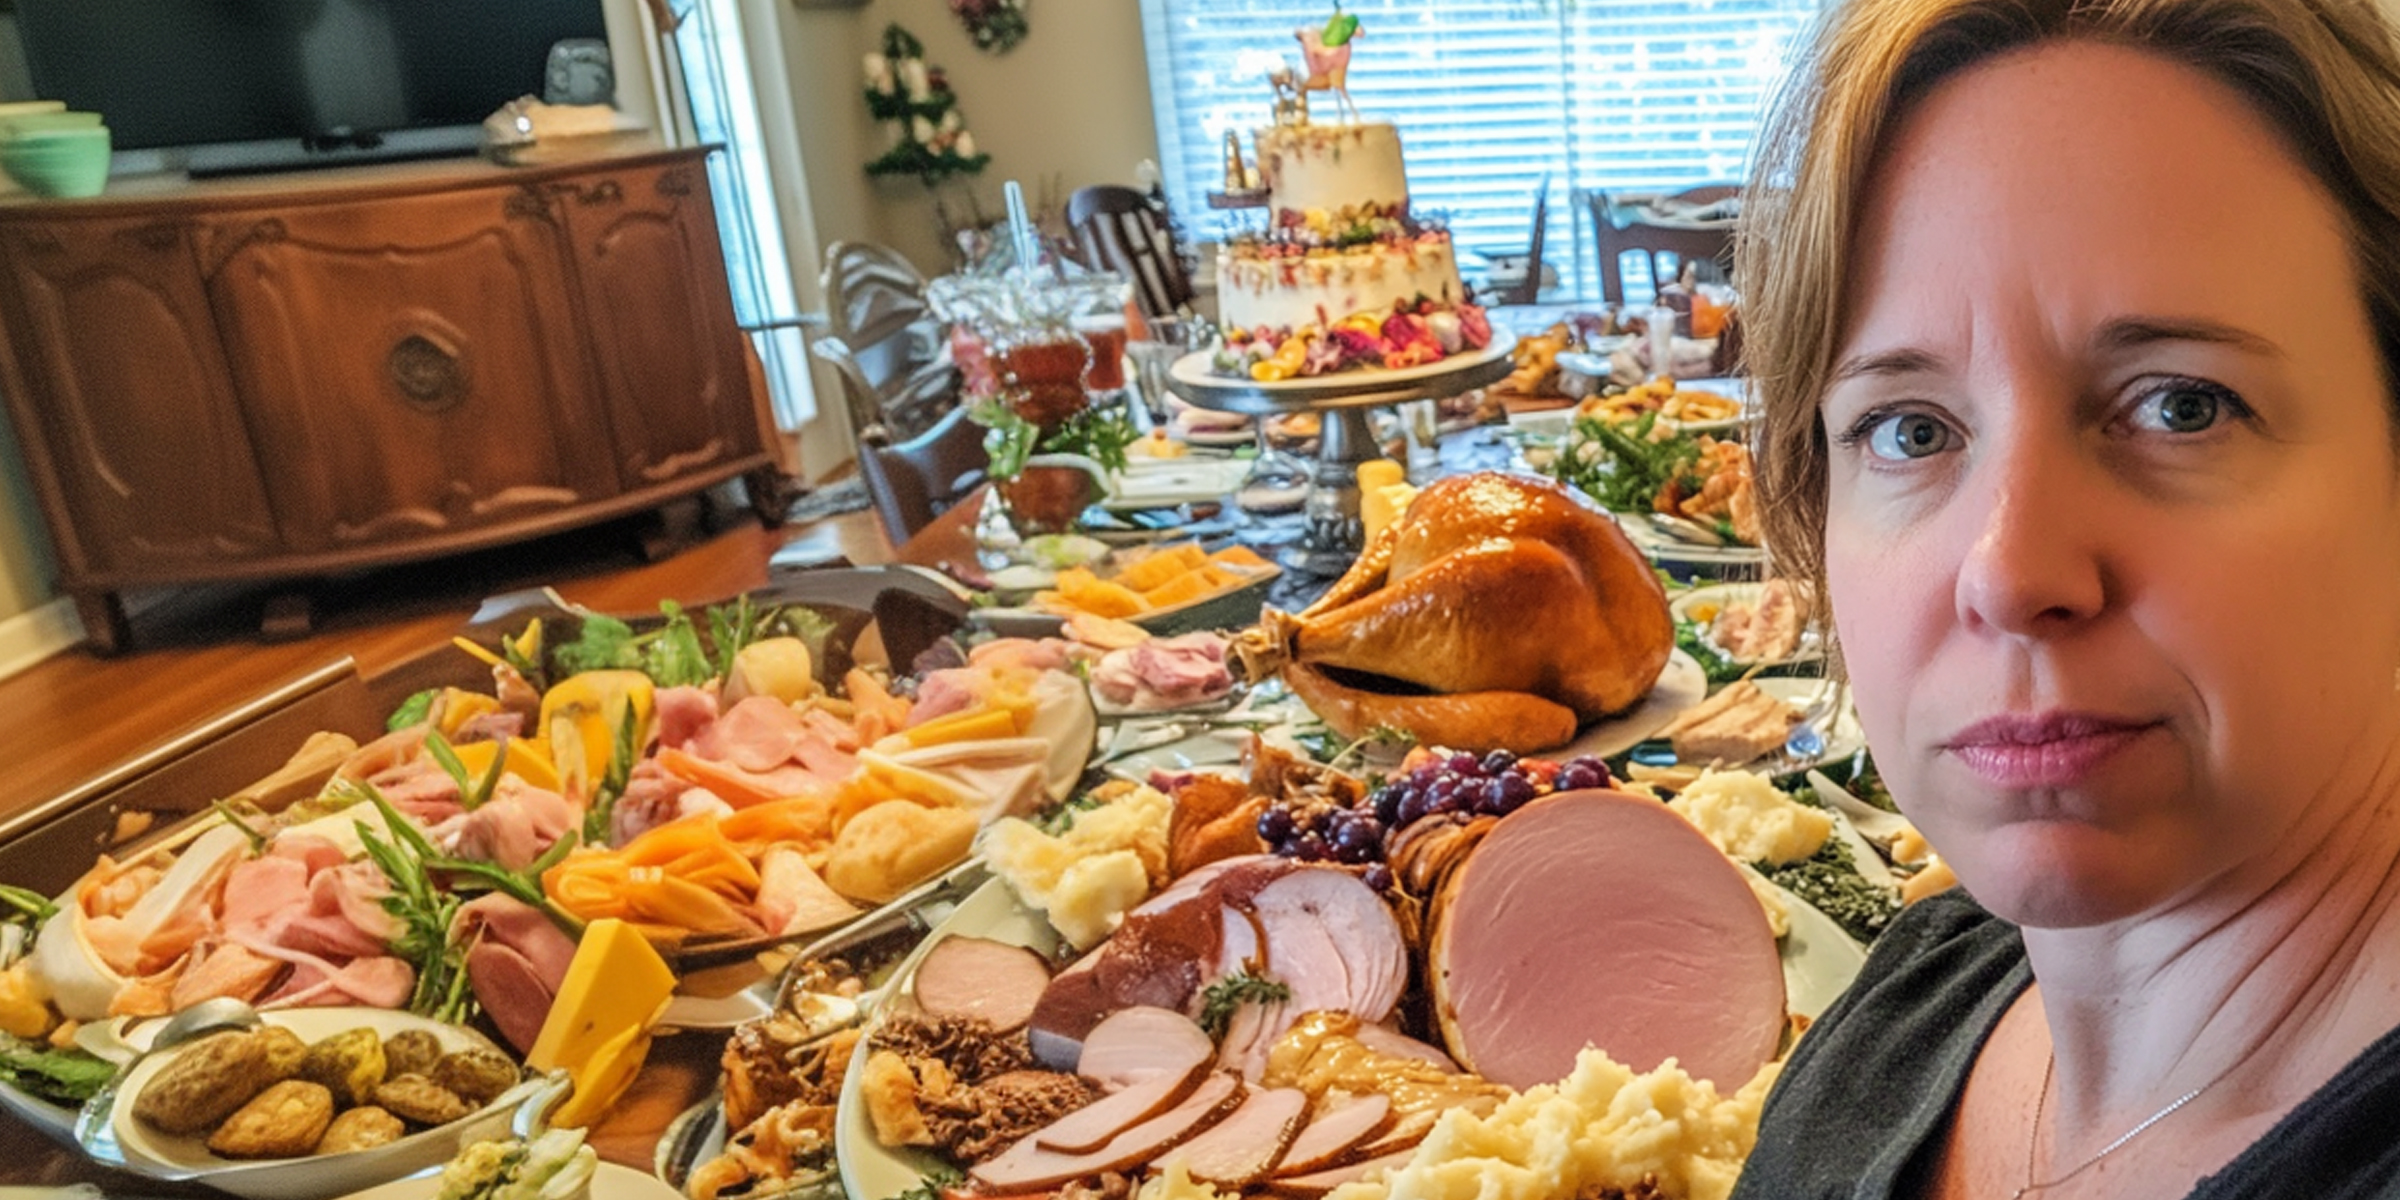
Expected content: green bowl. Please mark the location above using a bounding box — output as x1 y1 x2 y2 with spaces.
0 125 109 197
0 112 101 138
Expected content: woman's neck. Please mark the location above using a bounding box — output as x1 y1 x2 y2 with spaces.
2022 744 2400 1132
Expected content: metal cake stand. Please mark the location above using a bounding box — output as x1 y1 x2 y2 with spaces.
1165 338 1515 575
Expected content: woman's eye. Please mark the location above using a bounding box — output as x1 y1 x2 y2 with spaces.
1866 412 1952 460
2131 381 2235 434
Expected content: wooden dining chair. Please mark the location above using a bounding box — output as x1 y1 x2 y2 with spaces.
818 240 956 440
1067 185 1195 319
856 402 989 545
1586 184 1739 306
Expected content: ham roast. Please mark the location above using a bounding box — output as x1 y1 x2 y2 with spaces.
1026 859 1403 1075
1428 790 1785 1090
1235 472 1673 754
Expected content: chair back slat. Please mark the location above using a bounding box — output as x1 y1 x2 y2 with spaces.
1584 186 1738 306
1067 185 1195 319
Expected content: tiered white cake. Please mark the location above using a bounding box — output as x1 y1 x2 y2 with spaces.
1218 121 1464 335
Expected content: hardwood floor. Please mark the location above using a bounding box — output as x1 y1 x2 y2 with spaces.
0 501 894 821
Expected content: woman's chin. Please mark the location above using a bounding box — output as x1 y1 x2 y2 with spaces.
1952 820 2202 929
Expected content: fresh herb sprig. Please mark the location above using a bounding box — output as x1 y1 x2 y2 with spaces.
386 689 438 733
970 398 1140 481
581 704 644 847
0 884 55 929
345 781 586 1021
424 731 511 811
1197 968 1294 1041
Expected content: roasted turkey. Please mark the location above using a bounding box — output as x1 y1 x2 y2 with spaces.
1236 472 1673 753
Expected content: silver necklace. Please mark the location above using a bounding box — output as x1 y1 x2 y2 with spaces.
2009 1055 2225 1200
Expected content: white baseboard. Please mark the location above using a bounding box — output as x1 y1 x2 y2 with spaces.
0 596 84 680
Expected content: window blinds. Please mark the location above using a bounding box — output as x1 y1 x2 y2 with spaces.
1140 0 1820 301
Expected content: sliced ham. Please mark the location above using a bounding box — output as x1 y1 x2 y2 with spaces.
1027 859 1403 1083
1151 1085 1307 1187
1248 869 1403 1022
1271 1094 1394 1177
452 893 579 1053
1429 790 1786 1091
1032 1060 1208 1155
1261 1147 1417 1198
1077 1006 1217 1092
168 941 286 1009
696 696 813 773
653 685 720 751
443 779 576 870
914 936 1052 1031
975 1071 1243 1194
263 954 415 1010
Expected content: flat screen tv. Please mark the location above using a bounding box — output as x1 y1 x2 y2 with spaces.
16 0 611 176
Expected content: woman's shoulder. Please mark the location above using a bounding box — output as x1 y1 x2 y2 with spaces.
1731 889 2029 1199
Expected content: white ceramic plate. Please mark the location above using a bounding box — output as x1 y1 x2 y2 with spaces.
1171 338 1515 395
337 1161 684 1200
1772 881 1869 1020
88 1007 536 1200
1101 458 1250 512
836 879 1066 1200
1646 677 1862 776
1671 583 1823 668
1547 649 1711 760
1614 512 1770 568
1179 425 1258 448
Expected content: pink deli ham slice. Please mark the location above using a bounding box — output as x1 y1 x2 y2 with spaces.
974 1071 1243 1194
1430 790 1786 1091
912 936 1052 1032
1152 1085 1308 1187
1077 1006 1218 1092
1033 1059 1209 1155
1271 1094 1394 1177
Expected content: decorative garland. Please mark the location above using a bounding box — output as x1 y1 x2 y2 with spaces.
862 25 991 185
950 0 1029 54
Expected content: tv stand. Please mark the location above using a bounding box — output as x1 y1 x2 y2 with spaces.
0 142 784 653
184 126 487 180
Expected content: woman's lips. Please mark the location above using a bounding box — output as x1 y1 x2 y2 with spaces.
1943 711 2159 790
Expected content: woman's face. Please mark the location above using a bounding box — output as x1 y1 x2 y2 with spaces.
1826 41 2400 927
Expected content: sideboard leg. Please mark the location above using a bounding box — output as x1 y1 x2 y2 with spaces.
72 589 131 656
746 466 796 529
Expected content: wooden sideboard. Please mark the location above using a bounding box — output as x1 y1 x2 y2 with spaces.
0 142 783 653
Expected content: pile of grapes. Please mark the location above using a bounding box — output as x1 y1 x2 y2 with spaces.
1257 749 1618 888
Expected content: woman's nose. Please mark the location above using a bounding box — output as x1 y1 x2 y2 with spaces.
1951 428 2110 639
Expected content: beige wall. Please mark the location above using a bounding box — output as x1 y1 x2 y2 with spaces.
782 0 1160 275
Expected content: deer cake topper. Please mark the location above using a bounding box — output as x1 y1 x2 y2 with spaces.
1295 4 1362 123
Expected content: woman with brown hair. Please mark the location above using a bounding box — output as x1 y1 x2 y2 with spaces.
1728 0 2400 1195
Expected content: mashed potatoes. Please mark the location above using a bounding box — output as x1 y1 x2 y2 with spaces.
1325 1050 1780 1200
980 783 1171 949
1669 770 1831 866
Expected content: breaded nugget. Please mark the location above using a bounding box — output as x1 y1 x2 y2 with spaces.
430 1048 518 1107
381 1029 442 1079
297 1027 387 1107
132 1030 277 1136
206 1080 334 1160
256 1027 308 1079
372 1073 471 1126
315 1105 406 1155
